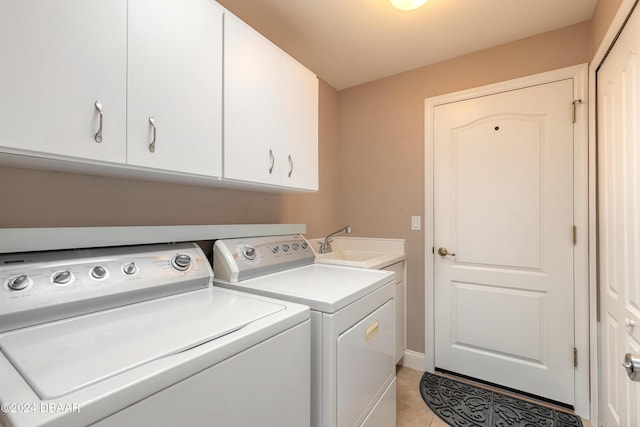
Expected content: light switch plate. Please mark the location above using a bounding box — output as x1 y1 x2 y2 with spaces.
411 216 421 231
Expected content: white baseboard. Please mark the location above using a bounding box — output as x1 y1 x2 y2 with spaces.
399 350 425 371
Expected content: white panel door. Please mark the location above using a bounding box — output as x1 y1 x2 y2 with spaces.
127 0 223 177
224 13 281 186
280 54 319 191
0 0 127 163
434 79 575 405
597 4 640 426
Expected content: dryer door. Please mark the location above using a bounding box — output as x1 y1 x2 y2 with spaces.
336 299 394 427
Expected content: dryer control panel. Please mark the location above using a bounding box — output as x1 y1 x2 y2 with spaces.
214 234 315 282
0 243 212 332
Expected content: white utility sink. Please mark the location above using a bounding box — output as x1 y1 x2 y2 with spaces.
318 250 387 262
316 250 393 268
311 238 405 269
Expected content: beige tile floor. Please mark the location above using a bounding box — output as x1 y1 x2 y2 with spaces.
395 365 592 427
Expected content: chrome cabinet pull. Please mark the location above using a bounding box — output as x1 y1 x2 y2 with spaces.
94 101 103 143
288 155 294 178
148 116 156 153
268 149 275 174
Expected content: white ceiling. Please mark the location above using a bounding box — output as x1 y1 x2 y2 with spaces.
217 0 598 90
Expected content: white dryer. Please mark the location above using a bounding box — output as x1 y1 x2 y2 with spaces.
213 235 396 427
0 242 310 427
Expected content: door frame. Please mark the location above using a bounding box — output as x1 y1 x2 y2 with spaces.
590 0 639 425
424 64 590 418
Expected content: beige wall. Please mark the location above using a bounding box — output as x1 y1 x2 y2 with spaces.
336 21 591 353
0 82 339 238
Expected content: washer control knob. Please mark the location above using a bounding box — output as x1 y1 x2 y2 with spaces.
292 243 300 251
91 265 107 279
301 242 308 250
171 254 192 271
123 262 138 275
52 270 72 285
282 244 290 252
242 246 257 261
271 245 279 254
8 274 30 291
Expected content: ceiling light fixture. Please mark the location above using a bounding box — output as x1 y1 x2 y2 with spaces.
390 0 428 11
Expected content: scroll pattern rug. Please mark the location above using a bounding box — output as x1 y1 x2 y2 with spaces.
420 372 583 427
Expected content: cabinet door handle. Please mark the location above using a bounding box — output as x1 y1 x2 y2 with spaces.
94 101 103 143
268 149 275 174
288 155 294 178
148 116 156 153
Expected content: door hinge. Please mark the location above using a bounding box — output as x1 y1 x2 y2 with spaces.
574 347 578 367
572 225 577 245
571 99 582 123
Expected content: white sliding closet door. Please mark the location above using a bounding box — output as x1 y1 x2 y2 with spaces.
597 4 640 426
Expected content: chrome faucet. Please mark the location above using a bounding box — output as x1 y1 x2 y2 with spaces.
319 226 352 254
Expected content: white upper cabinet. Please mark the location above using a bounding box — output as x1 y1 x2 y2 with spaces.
0 0 127 163
0 1 316 191
224 13 319 191
127 0 223 177
280 54 319 191
223 13 281 186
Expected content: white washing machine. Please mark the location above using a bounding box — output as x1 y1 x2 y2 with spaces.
213 235 396 427
0 242 310 427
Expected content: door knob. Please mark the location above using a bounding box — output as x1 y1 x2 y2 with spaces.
438 247 456 257
622 353 640 382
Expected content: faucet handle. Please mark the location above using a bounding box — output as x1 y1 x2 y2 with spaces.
318 240 332 254
319 226 351 254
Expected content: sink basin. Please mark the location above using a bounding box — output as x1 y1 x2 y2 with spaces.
308 236 406 269
318 250 387 262
315 249 404 269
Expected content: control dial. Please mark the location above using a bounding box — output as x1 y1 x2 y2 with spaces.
8 274 30 291
171 254 192 271
242 246 257 261
123 262 138 275
91 265 107 279
52 270 72 286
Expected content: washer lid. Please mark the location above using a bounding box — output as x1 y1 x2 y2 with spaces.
216 264 394 313
0 288 285 399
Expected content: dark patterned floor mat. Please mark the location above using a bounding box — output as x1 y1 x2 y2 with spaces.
419 372 582 427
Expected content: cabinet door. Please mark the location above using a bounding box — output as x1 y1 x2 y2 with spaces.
127 0 223 177
223 13 281 186
280 55 319 191
0 0 127 163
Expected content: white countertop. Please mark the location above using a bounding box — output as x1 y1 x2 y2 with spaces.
0 224 306 253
